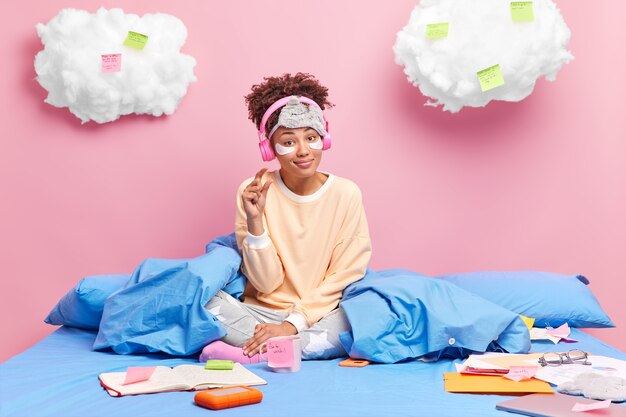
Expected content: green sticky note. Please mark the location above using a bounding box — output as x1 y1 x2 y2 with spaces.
123 31 148 50
205 360 234 370
510 2 534 22
477 64 505 92
426 23 448 39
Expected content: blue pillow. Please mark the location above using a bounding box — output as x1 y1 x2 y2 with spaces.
436 271 614 328
44 274 130 330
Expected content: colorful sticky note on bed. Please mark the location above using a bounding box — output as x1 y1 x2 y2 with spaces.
519 315 535 331
267 339 294 367
123 31 148 50
426 23 448 39
122 366 156 385
205 360 234 370
477 64 505 92
572 399 611 412
101 54 121 72
547 322 570 339
510 2 534 22
504 366 537 382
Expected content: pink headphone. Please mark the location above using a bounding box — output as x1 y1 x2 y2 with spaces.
257 96 331 162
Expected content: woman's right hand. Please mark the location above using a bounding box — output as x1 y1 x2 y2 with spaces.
242 168 273 229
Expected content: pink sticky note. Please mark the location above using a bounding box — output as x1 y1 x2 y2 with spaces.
547 323 570 339
122 366 156 385
572 399 611 412
101 53 122 72
267 339 294 367
503 366 537 382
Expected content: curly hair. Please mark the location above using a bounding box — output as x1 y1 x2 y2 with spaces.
245 72 333 132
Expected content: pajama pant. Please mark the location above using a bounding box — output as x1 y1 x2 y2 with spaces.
205 291 350 360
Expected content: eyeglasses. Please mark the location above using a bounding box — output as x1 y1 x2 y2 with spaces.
538 350 591 367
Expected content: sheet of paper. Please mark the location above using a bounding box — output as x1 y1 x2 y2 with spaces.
530 328 563 344
534 355 626 385
465 353 544 370
510 2 534 22
122 366 156 385
124 31 148 50
477 64 505 92
426 23 448 39
572 399 611 412
547 323 570 338
504 366 538 382
101 53 121 72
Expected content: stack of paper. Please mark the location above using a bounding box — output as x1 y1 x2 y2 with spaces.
445 353 553 395
534 355 626 385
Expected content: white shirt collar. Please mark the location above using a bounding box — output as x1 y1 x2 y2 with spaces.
274 170 334 203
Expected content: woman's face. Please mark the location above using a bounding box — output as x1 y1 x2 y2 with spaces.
271 126 323 179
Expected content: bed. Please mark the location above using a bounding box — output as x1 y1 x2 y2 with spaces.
1 326 625 417
2 236 623 416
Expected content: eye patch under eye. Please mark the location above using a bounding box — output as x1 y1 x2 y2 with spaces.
275 140 323 155
275 143 295 155
309 139 323 150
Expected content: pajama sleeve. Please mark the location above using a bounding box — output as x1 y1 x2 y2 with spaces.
235 181 285 294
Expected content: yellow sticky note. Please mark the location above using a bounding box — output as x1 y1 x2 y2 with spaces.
510 2 534 22
124 31 148 50
519 314 535 331
477 64 505 92
426 23 448 39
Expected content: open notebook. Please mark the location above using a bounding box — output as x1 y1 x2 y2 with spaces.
99 363 266 397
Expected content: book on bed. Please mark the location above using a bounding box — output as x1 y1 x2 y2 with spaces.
99 363 267 397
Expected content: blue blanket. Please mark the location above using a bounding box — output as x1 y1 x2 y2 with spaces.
339 269 530 363
94 234 530 361
93 242 245 355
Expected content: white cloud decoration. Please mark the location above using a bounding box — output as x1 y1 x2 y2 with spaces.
393 0 573 112
34 8 197 123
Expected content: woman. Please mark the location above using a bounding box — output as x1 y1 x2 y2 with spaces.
201 73 371 362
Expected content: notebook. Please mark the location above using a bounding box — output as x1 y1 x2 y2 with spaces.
99 363 267 397
496 393 626 417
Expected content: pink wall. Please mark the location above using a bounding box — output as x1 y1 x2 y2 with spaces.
1 1 624 363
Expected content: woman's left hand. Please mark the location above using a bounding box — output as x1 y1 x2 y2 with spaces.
242 322 297 356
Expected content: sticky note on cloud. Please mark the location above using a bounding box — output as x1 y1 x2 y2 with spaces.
510 2 535 22
426 23 448 39
101 53 121 72
122 366 156 385
477 64 505 92
124 31 148 50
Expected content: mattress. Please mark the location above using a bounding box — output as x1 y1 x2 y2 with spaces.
1 327 624 417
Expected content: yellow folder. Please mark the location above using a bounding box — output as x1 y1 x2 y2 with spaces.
443 372 554 395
